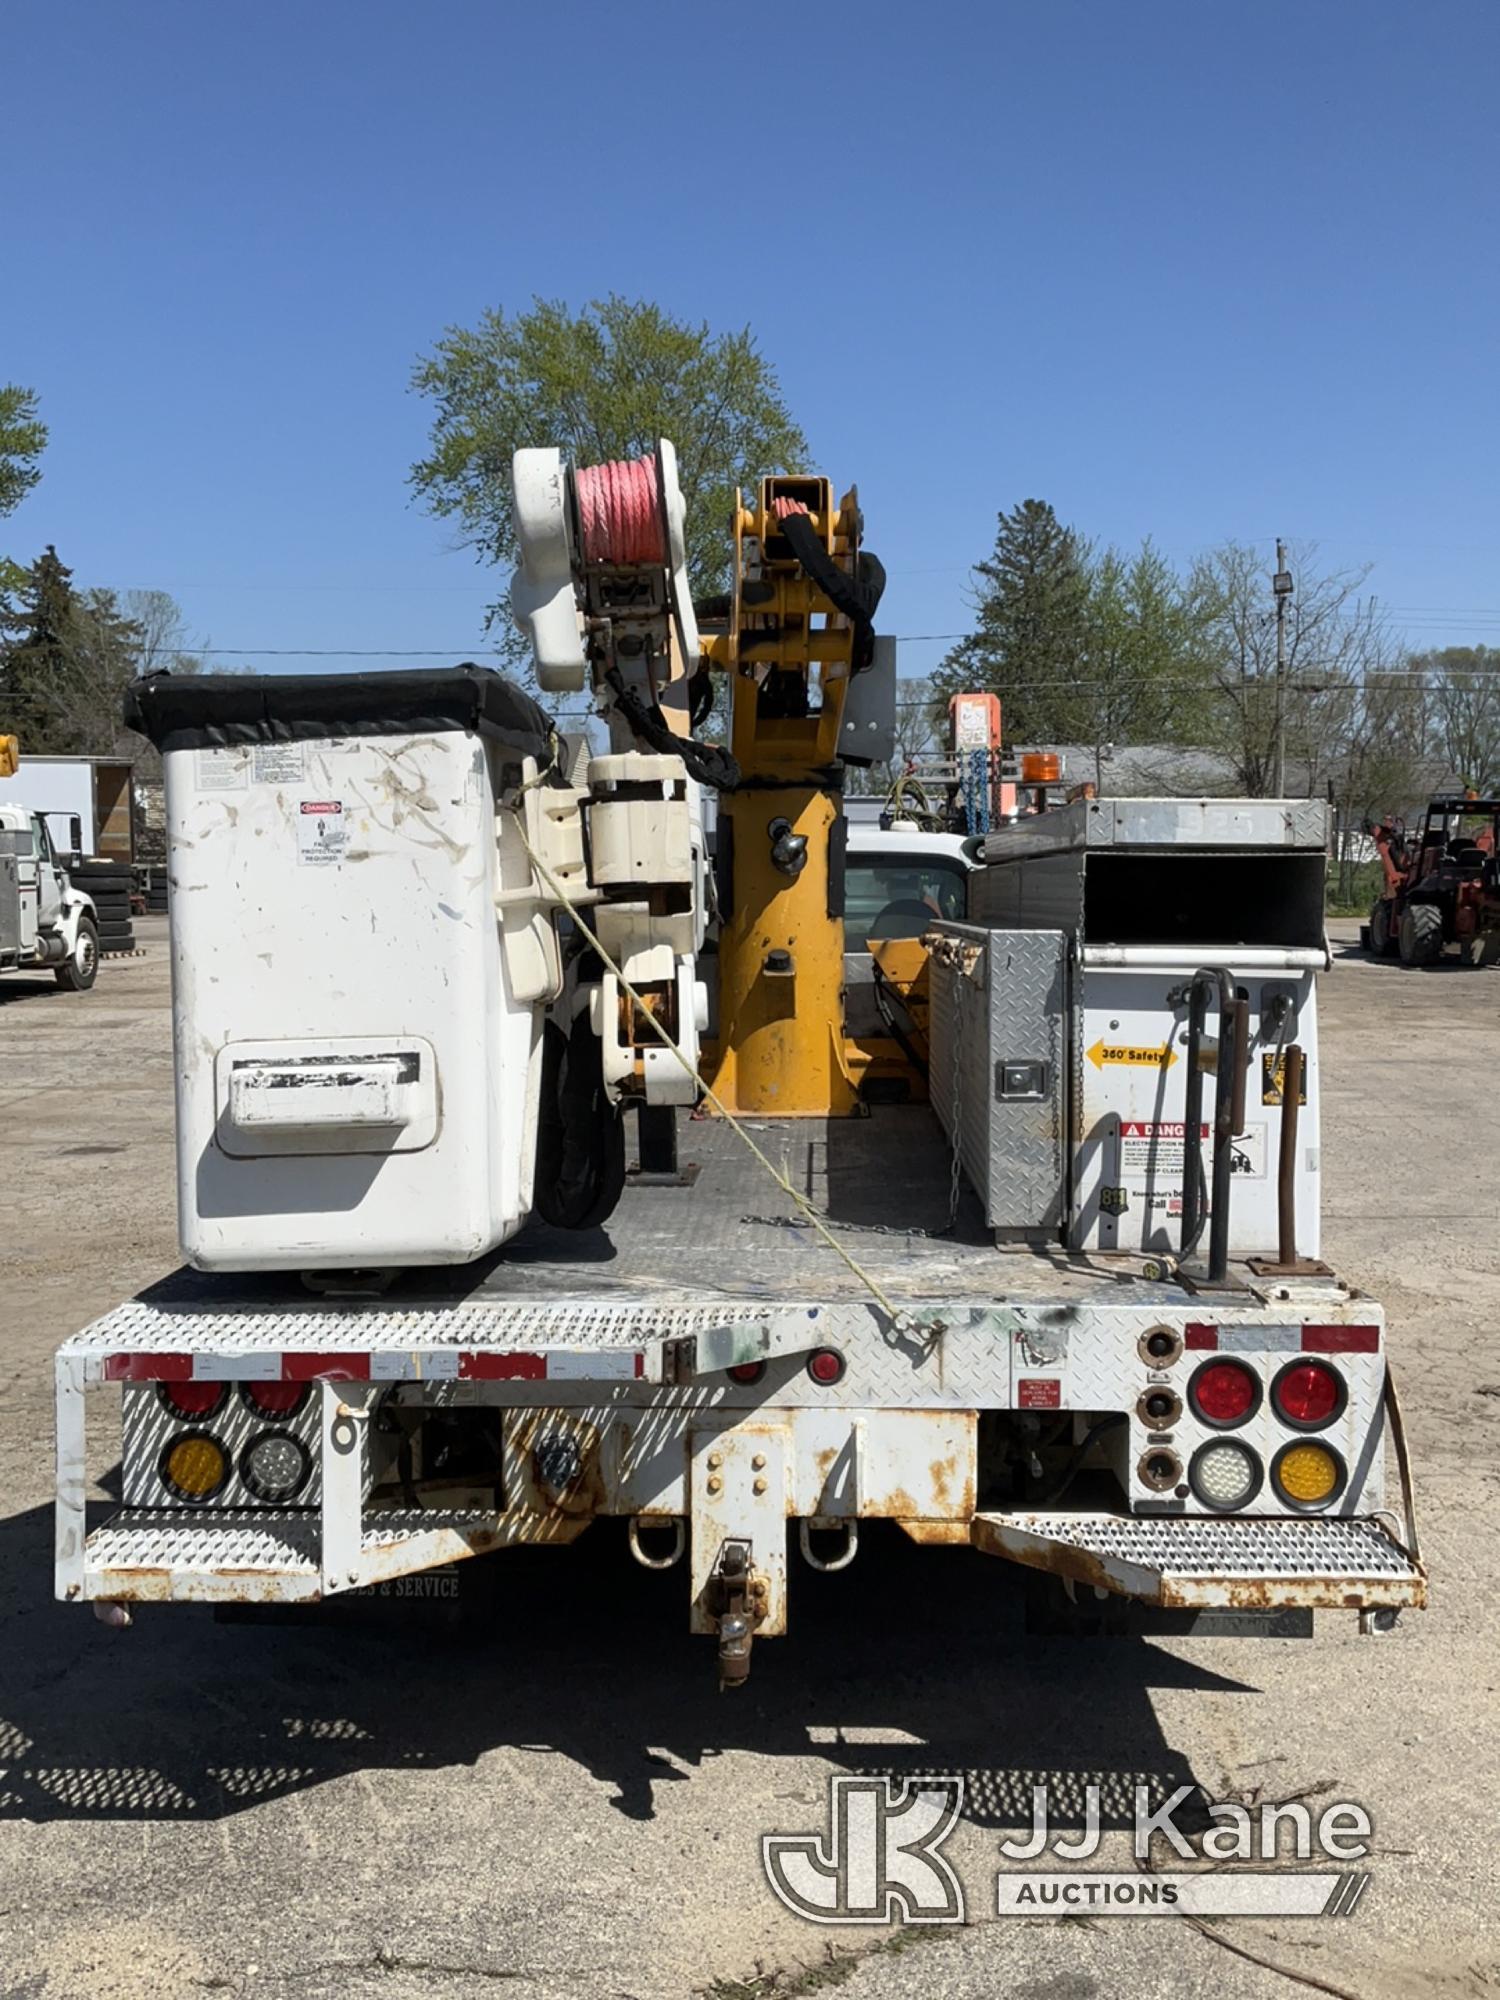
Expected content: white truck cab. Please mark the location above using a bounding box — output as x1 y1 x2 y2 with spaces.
0 802 99 990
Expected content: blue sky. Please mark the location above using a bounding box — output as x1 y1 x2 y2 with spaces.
5 0 1498 692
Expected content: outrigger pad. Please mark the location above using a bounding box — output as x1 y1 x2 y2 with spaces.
124 663 556 764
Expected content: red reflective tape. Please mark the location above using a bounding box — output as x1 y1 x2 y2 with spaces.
634 1353 644 1379
1301 1324 1380 1353
1184 1323 1218 1350
280 1352 372 1381
1017 1377 1062 1409
102 1352 194 1382
459 1352 548 1380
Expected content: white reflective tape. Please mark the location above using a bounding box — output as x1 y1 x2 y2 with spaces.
1216 1324 1300 1353
193 1351 282 1381
370 1351 463 1381
548 1350 639 1380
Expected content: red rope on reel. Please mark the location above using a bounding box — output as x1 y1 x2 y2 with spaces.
575 454 667 566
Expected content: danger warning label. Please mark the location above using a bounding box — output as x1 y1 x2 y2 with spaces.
296 799 348 866
1119 1120 1265 1180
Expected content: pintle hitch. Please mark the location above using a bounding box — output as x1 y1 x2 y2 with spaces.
706 1538 767 1689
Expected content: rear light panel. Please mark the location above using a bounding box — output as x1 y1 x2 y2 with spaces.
124 1380 333 1510
1135 1324 1378 1518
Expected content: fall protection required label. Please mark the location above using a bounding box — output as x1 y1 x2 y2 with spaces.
1119 1120 1266 1180
296 799 347 865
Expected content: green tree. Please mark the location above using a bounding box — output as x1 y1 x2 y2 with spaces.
0 385 46 521
1 385 48 611
932 499 1092 741
1 544 76 741
1072 541 1216 786
410 296 809 647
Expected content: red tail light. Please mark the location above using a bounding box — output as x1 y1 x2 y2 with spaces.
1272 1360 1344 1429
158 1381 227 1419
806 1348 846 1386
240 1381 310 1417
728 1361 766 1385
1189 1359 1260 1428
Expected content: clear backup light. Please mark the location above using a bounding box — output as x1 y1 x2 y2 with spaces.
1189 1439 1263 1512
240 1430 312 1504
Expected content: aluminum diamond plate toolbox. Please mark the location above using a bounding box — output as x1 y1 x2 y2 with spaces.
971 1510 1425 1609
929 924 1069 1239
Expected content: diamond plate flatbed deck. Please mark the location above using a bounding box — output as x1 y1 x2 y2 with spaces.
65 1107 1220 1339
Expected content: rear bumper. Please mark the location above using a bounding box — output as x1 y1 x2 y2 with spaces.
67 1502 1425 1615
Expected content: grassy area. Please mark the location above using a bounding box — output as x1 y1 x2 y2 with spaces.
1327 858 1382 918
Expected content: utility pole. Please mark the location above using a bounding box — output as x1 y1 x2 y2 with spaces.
1272 540 1294 796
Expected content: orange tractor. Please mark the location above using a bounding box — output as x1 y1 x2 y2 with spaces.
1365 795 1500 965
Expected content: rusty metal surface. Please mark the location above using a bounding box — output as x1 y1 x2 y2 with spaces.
76 1505 582 1605
970 1509 1426 1610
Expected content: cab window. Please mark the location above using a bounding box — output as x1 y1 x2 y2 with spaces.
844 856 968 947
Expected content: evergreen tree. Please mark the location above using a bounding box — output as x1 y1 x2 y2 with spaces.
933 499 1092 740
0 545 76 741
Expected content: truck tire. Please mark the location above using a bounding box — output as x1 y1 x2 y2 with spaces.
1398 903 1444 966
1369 898 1395 956
55 916 99 991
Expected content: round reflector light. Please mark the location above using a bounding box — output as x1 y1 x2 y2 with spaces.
240 1430 312 1504
1189 1439 1263 1512
1189 1358 1260 1428
1273 1441 1345 1510
240 1381 310 1418
806 1348 846 1386
1271 1360 1344 1430
158 1381 227 1420
728 1361 766 1385
159 1431 229 1503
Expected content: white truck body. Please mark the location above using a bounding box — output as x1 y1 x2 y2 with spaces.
0 803 98 988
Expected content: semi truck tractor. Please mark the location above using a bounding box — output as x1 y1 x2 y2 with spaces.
52 447 1425 1680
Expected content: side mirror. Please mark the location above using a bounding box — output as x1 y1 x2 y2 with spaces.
68 815 83 870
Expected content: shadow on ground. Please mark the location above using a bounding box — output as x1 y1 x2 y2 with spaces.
0 1505 1252 1831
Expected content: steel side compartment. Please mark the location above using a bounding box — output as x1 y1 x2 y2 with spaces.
55 1110 1423 1616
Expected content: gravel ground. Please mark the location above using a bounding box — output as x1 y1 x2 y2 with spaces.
0 915 1495 2000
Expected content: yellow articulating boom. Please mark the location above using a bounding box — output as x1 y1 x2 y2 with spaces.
699 476 884 1116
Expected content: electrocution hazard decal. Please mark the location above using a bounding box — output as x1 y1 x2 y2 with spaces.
1118 1120 1266 1179
296 799 347 865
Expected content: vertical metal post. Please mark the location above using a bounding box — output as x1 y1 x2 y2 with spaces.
54 1352 89 1603
638 1104 679 1178
1207 998 1250 1284
1179 981 1208 1255
1276 1045 1304 1265
1273 541 1293 798
320 1380 374 1596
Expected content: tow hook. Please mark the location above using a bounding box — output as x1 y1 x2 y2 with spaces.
707 1538 764 1689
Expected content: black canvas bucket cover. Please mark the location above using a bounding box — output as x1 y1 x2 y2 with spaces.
124 663 556 765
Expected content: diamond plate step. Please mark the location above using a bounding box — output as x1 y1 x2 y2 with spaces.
78 1507 503 1604
971 1510 1425 1610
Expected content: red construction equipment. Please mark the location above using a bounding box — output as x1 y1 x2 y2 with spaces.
1365 795 1500 965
